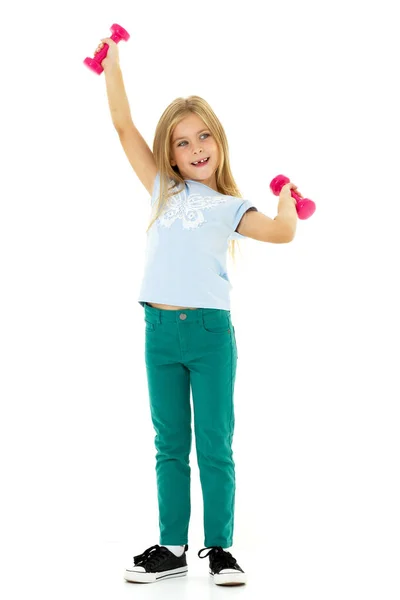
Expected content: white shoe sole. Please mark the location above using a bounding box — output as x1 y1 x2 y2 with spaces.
212 571 247 585
124 565 188 583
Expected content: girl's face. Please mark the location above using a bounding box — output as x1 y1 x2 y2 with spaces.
170 113 220 190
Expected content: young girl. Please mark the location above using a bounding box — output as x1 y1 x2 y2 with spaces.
95 37 298 586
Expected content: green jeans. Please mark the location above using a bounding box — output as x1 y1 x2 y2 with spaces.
143 302 238 549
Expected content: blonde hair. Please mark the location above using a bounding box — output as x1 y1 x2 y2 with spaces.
146 95 245 263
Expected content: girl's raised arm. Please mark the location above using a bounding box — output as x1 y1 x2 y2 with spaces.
100 38 157 195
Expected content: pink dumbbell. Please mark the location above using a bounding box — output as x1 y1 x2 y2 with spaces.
270 174 316 220
83 23 130 75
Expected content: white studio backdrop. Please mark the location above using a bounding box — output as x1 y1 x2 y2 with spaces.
1 0 399 598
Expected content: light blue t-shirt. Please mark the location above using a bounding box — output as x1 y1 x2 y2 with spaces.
138 172 258 310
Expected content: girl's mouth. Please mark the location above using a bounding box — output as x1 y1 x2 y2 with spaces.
191 157 210 167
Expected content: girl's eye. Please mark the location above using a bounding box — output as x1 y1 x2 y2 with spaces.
178 133 209 147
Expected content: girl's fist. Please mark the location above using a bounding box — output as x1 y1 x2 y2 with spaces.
280 182 303 200
94 37 120 70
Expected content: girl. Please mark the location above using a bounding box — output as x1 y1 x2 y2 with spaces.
94 36 299 586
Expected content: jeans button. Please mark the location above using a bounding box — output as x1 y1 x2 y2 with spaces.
180 313 187 320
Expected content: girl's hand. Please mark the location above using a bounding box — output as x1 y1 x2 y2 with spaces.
280 182 304 200
93 37 120 70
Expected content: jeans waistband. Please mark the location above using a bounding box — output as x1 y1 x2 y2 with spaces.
143 302 230 323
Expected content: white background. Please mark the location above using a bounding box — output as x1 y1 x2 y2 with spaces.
1 0 399 598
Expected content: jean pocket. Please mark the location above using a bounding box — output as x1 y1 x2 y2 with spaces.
145 319 156 332
202 314 231 334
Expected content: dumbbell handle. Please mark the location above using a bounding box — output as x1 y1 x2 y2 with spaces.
290 189 303 204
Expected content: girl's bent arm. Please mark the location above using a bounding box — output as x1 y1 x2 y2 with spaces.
237 209 294 243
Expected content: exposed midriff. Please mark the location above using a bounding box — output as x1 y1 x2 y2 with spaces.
147 302 198 311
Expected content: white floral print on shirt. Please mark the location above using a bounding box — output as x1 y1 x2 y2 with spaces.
156 186 228 230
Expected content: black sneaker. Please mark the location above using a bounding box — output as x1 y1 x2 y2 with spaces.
124 544 189 583
198 546 247 586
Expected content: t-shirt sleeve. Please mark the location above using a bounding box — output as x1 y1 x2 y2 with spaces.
228 199 258 240
150 172 180 208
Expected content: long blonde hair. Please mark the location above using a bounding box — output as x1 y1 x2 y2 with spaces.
146 95 245 263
